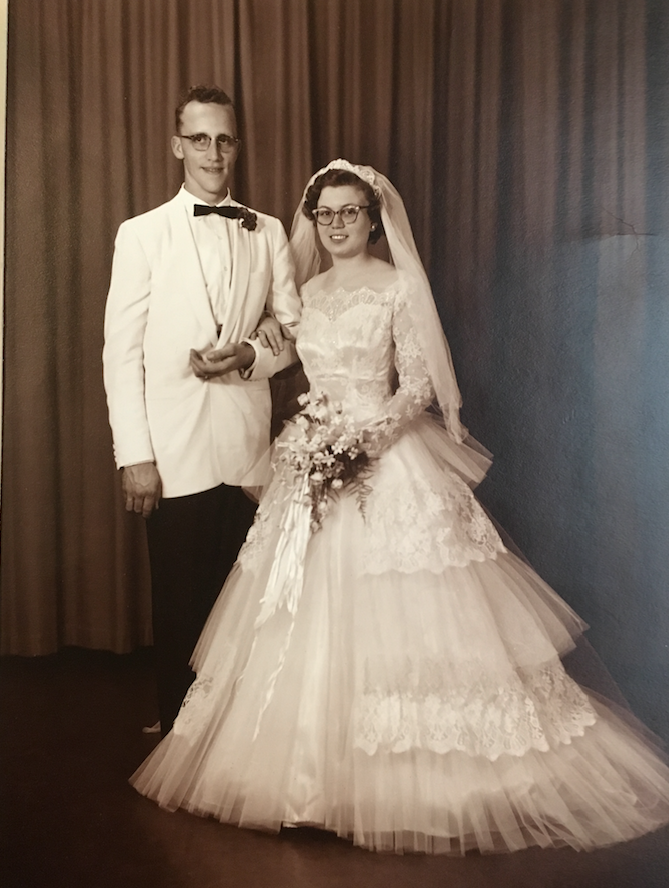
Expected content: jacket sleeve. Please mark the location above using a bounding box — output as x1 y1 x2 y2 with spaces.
244 217 302 381
102 220 155 469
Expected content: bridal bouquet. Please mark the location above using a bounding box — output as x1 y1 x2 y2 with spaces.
277 392 374 533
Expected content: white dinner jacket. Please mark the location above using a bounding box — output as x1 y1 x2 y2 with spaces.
103 190 301 497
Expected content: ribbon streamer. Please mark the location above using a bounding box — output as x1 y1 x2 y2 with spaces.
255 473 311 627
252 474 312 739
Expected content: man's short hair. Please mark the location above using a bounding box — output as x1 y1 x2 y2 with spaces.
175 86 235 131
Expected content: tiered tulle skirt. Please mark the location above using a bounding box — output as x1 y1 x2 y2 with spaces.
131 418 669 854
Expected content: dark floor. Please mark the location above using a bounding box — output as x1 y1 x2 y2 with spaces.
1 648 667 888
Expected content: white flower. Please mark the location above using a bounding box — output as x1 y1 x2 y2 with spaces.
331 478 343 489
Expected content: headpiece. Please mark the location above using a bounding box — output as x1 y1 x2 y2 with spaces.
314 158 382 196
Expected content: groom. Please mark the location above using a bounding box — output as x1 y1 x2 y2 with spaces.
103 86 300 736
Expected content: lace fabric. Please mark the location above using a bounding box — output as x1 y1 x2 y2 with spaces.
363 460 504 572
302 282 396 321
238 278 505 575
300 278 434 457
173 676 215 738
354 658 598 759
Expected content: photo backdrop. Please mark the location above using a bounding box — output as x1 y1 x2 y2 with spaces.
3 0 668 737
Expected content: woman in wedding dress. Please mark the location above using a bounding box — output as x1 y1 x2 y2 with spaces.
131 159 669 854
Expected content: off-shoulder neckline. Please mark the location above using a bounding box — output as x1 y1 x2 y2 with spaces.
303 271 407 300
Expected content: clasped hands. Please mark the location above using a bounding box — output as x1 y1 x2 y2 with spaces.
189 341 255 380
123 316 293 517
189 315 293 380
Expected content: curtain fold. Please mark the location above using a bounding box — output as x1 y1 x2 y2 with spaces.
2 0 667 738
236 0 312 221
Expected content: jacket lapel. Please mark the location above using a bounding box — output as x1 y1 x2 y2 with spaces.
166 197 219 341
217 202 251 345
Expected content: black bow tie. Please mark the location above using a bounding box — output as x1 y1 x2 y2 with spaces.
193 203 257 230
193 204 242 218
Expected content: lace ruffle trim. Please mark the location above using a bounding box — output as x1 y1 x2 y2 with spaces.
354 659 597 759
362 467 505 572
304 282 403 321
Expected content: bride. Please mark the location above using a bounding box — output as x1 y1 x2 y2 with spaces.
131 159 669 854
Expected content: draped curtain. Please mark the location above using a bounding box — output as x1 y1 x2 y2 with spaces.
3 0 668 736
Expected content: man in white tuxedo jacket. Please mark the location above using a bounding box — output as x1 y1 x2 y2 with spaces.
103 86 301 736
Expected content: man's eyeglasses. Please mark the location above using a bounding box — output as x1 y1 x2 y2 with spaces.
312 205 370 226
180 133 240 153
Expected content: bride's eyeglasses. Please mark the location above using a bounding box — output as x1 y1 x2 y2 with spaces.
312 205 370 226
180 133 240 152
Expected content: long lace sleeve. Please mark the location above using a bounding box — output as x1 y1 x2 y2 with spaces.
362 290 434 456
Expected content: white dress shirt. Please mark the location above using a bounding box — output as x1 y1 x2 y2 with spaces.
179 185 234 325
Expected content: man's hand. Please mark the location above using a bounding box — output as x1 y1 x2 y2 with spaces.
122 463 162 518
249 315 295 356
190 342 255 379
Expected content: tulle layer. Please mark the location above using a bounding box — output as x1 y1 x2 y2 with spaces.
131 427 669 854
133 699 669 854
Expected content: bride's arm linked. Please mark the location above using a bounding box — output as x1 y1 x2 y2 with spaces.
249 313 295 357
361 292 434 457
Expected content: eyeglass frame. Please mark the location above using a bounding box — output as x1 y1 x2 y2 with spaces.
312 204 371 226
178 132 241 153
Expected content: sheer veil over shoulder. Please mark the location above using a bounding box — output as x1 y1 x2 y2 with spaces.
131 160 669 855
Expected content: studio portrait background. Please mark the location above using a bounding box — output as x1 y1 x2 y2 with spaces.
3 0 668 740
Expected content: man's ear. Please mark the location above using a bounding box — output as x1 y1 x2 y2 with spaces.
171 135 184 160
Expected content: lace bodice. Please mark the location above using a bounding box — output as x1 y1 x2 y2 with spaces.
239 275 505 576
297 277 433 453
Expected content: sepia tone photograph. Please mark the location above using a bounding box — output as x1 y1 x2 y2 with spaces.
1 1 669 886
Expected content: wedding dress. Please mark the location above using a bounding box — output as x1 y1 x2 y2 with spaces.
131 274 669 854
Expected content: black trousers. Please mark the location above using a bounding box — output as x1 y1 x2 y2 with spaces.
145 483 257 736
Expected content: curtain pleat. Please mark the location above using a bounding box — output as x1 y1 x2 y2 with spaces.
237 0 312 222
2 0 667 738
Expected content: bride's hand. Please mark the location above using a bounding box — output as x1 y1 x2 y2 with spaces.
250 315 294 356
358 420 392 459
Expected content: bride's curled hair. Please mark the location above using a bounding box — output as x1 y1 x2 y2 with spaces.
302 169 384 244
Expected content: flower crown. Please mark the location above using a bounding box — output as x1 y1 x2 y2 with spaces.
314 159 382 197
